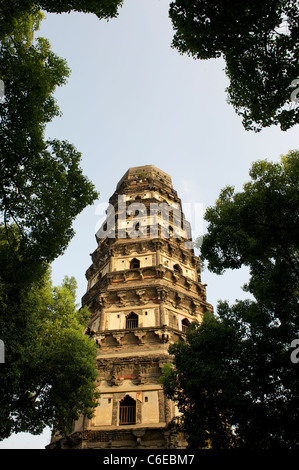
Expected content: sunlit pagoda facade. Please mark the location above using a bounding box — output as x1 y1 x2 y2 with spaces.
48 165 213 449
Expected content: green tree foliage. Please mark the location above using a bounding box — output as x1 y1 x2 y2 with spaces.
169 1 299 131
0 10 98 271
161 316 242 449
0 11 100 439
201 150 299 303
162 151 299 449
0 227 99 439
0 0 123 39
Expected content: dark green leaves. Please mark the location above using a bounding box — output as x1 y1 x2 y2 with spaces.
201 151 299 282
0 11 98 266
37 0 123 18
0 1 123 39
162 152 299 449
169 0 299 130
0 10 100 440
162 317 241 449
0 254 99 439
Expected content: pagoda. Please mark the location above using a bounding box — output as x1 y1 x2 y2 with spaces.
48 165 213 449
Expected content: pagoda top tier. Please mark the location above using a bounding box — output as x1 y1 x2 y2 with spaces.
116 165 173 191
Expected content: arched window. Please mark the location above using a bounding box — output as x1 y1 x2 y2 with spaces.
119 395 136 425
130 258 140 269
126 312 138 329
173 263 182 274
181 318 191 333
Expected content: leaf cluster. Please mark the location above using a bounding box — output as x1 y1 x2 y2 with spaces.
0 0 123 40
201 151 299 305
163 316 243 449
0 10 100 440
169 0 299 131
0 10 98 268
0 228 99 439
162 152 299 449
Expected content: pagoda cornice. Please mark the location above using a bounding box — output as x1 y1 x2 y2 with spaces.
82 265 208 308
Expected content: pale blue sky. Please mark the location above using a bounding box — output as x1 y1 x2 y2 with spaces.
1 0 298 448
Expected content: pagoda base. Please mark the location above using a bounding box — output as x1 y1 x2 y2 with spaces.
46 426 186 449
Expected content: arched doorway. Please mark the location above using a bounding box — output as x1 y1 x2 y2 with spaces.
181 318 191 333
119 395 136 425
126 312 138 329
173 263 182 274
130 258 140 269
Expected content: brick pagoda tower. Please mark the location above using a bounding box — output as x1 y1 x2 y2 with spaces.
48 165 213 449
